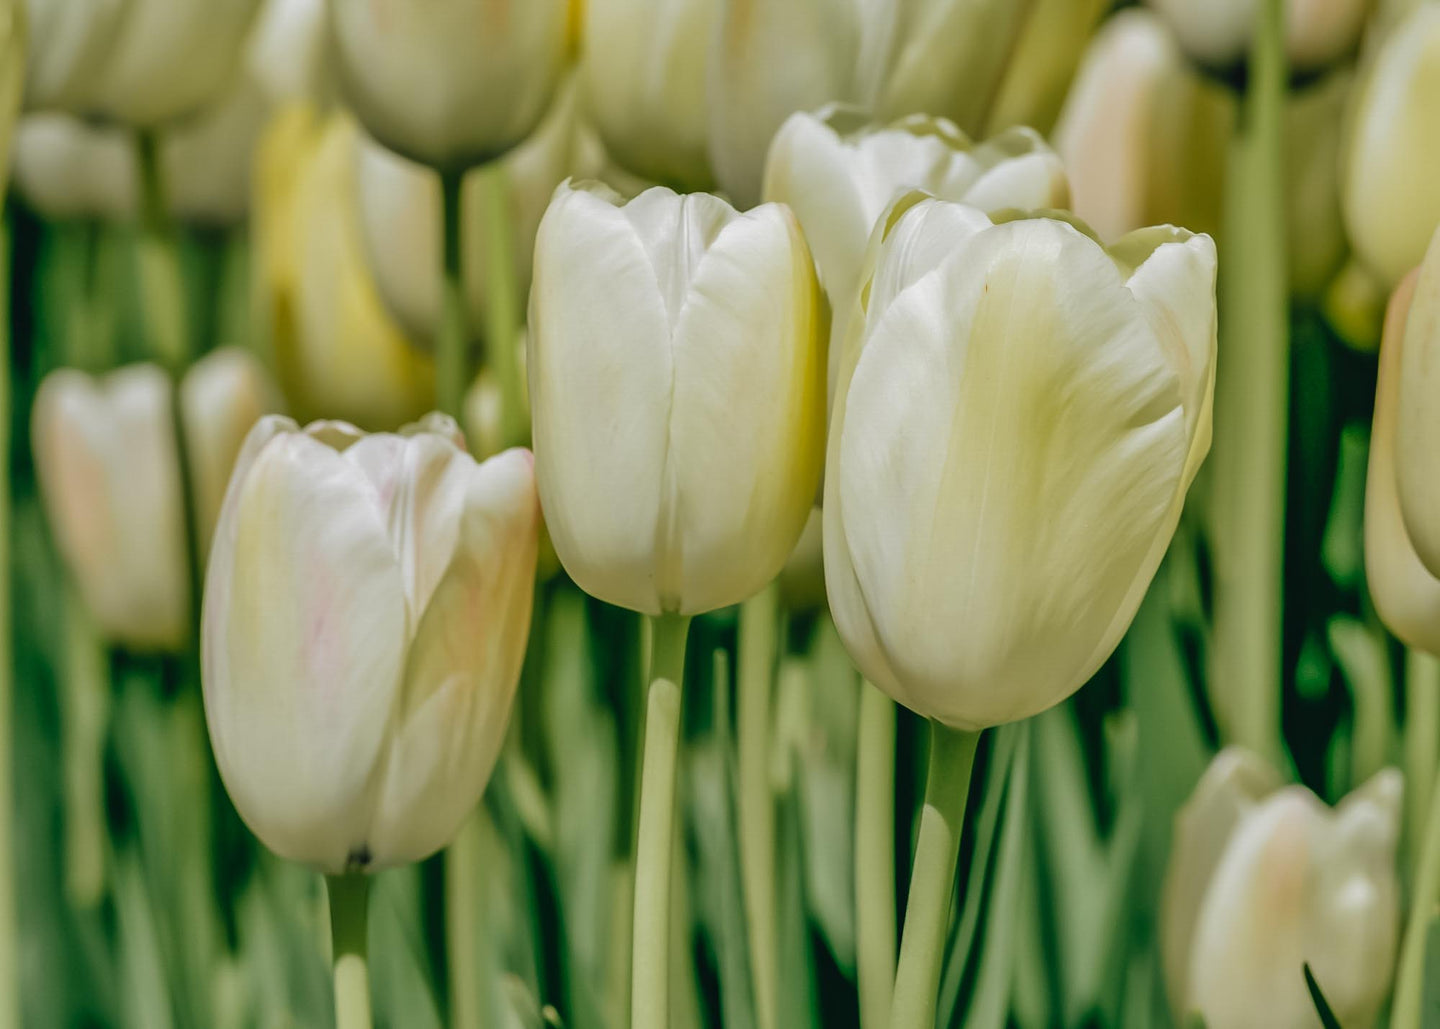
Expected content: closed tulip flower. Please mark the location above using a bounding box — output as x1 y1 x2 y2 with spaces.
825 196 1216 730
1343 4 1440 289
329 0 570 172
1396 228 1440 582
12 113 138 220
1146 0 1368 72
582 0 718 190
32 364 189 652
1162 748 1401 1029
528 181 825 616
201 414 540 872
23 0 124 112
254 105 434 430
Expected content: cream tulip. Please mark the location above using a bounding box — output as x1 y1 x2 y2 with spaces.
824 197 1216 730
1396 227 1440 581
12 113 137 220
582 0 718 190
528 182 825 616
1146 0 1369 72
23 0 123 113
1162 748 1402 1029
201 414 540 872
254 105 434 430
329 0 570 172
32 364 189 652
1343 3 1440 289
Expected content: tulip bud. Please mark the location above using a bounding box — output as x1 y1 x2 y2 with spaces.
1285 70 1351 298
32 364 189 652
1162 748 1401 1029
1396 227 1440 580
24 0 126 112
764 106 1068 399
825 197 1215 729
253 105 434 430
528 182 825 615
1146 0 1368 73
329 0 570 171
12 114 137 221
245 0 326 106
201 415 540 872
582 0 719 190
179 347 282 555
1342 4 1440 289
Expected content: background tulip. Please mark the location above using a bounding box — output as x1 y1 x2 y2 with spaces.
329 0 571 172
23 0 125 113
31 364 189 652
12 113 137 221
1342 3 1440 289
1146 0 1369 72
1162 748 1401 1029
1396 227 1440 579
582 0 719 190
528 182 825 616
825 197 1216 730
201 414 540 873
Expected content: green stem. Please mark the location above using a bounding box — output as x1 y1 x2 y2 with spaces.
0 222 16 1029
135 131 188 371
856 682 897 1029
889 723 981 1029
438 170 468 422
737 586 779 1029
1393 751 1440 1028
1406 650 1440 874
326 874 372 1029
630 613 691 1029
1206 0 1288 764
62 593 109 910
476 163 525 447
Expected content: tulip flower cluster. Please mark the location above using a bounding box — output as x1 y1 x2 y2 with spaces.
2 1 1438 1029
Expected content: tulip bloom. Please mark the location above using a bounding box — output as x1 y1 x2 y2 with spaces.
329 0 570 171
528 181 825 616
825 196 1216 731
1146 0 1367 72
201 414 539 873
1162 749 1401 1029
1396 229 1440 581
1343 4 1440 289
32 364 190 652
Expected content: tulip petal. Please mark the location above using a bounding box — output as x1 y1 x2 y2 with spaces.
1397 228 1440 578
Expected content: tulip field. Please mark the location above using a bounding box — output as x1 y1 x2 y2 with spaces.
4 0 1440 1028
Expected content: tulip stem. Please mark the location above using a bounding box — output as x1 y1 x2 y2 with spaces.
889 722 980 1029
438 169 469 423
1206 0 1288 765
477 163 525 448
631 613 691 1029
855 682 897 1029
326 874 372 1029
135 130 189 371
1393 750 1440 1028
0 222 17 1029
1406 650 1440 873
737 586 779 1029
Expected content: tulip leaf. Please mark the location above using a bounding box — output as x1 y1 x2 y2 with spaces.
1302 963 1343 1029
1327 615 1397 789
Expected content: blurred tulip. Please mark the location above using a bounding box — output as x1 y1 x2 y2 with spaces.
12 113 137 220
824 197 1215 729
778 506 825 612
1285 70 1350 297
32 364 189 652
202 414 539 872
245 0 326 105
528 182 825 615
179 347 282 554
354 82 588 346
582 0 718 190
253 104 434 430
1162 748 1401 1029
1054 9 1231 244
983 0 1110 138
1342 3 1440 288
329 0 570 171
23 0 125 112
0 0 20 172
1396 227 1440 580
1146 0 1369 72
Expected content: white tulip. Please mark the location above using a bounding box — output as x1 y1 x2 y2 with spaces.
1146 0 1369 71
329 0 571 171
1163 748 1402 1029
202 414 540 872
23 0 125 113
11 113 137 220
824 197 1215 729
528 182 825 615
1396 227 1440 583
31 364 189 652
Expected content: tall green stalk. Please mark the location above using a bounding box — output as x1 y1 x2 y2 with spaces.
0 222 16 1029
135 131 187 371
631 613 691 1029
1206 0 1288 763
326 874 372 1029
438 170 468 422
737 586 779 1029
476 164 525 447
1406 650 1440 872
889 723 981 1029
855 682 897 1029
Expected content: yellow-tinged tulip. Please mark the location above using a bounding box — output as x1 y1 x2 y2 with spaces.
1343 3 1440 289
201 414 540 873
764 106 1068 398
824 196 1215 730
32 364 189 652
1161 748 1401 1029
581 0 718 190
254 104 434 430
1396 227 1440 581
528 182 825 615
1146 0 1369 72
329 0 570 172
